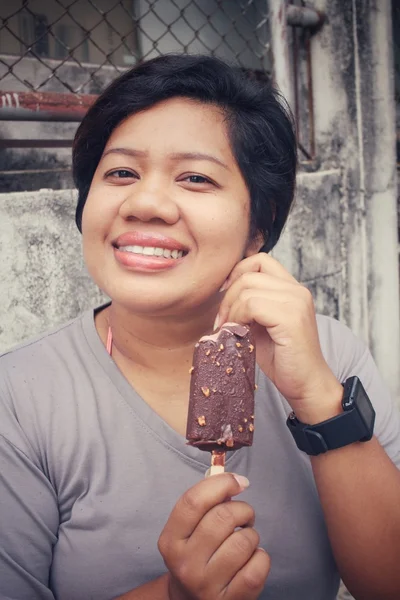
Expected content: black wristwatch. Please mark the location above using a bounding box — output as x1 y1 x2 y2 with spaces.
286 376 375 456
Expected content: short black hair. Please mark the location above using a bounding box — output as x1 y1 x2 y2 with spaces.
73 54 297 252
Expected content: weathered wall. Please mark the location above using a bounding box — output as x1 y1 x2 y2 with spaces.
274 0 399 403
0 189 106 351
274 169 343 321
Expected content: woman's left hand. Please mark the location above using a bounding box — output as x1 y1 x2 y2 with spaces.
216 254 343 424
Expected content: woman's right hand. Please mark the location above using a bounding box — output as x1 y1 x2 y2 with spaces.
158 473 270 600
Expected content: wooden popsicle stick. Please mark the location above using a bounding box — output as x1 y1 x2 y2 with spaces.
205 464 225 477
205 450 226 478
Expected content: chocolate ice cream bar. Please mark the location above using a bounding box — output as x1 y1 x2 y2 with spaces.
186 323 256 454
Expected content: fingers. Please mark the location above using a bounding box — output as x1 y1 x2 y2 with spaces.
226 293 291 331
158 474 271 600
218 281 313 333
217 264 308 329
186 501 255 565
226 547 271 600
206 526 260 584
159 473 249 544
222 253 298 291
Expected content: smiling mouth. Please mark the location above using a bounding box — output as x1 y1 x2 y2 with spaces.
115 244 187 259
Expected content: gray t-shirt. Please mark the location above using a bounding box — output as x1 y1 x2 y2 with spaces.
0 308 399 600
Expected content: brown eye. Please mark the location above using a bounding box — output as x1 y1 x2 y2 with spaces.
186 175 210 184
181 174 215 185
108 169 136 178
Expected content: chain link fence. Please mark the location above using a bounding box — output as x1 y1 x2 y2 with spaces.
0 0 275 192
0 0 272 97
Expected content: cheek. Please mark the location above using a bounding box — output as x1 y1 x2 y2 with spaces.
81 188 114 238
196 196 250 251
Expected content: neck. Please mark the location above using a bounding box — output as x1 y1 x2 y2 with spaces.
97 300 219 372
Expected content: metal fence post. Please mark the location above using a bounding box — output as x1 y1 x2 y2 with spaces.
268 0 295 111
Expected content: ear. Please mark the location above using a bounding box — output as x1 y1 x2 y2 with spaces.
244 231 265 258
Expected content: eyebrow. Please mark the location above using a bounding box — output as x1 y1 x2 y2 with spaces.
102 147 146 160
169 152 230 171
102 147 230 171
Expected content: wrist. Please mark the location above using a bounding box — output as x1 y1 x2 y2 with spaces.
287 376 375 456
167 574 188 600
292 380 344 425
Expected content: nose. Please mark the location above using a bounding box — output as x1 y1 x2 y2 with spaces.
118 179 180 225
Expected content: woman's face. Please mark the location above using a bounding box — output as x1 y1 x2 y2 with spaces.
82 97 256 316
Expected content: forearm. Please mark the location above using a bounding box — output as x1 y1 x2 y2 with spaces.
312 436 400 599
114 574 170 600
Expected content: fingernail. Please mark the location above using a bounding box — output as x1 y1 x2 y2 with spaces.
257 547 267 553
232 474 250 491
213 314 220 331
219 281 228 292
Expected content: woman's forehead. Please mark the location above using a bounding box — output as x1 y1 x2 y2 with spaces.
108 98 228 141
103 98 236 166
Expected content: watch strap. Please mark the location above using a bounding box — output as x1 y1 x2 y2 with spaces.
286 377 375 456
287 409 368 455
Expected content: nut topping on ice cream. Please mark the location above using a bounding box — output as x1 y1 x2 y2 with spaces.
186 323 256 452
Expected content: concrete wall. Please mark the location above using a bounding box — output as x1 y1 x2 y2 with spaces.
273 0 399 403
0 189 106 350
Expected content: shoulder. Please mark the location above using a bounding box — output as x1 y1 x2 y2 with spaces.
1 312 84 362
0 310 91 426
0 307 104 402
315 314 367 382
0 304 105 378
0 317 82 406
0 308 100 460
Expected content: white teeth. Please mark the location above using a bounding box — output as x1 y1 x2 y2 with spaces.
118 245 184 259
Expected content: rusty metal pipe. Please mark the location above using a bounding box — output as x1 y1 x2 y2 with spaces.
305 32 316 159
0 139 73 148
0 91 96 121
269 0 295 111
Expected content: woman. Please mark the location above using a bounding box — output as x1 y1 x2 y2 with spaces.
1 54 399 600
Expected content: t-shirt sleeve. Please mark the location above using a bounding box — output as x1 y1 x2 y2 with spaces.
318 315 400 468
0 376 58 600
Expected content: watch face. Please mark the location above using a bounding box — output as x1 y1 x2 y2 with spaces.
344 377 375 437
357 386 375 431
